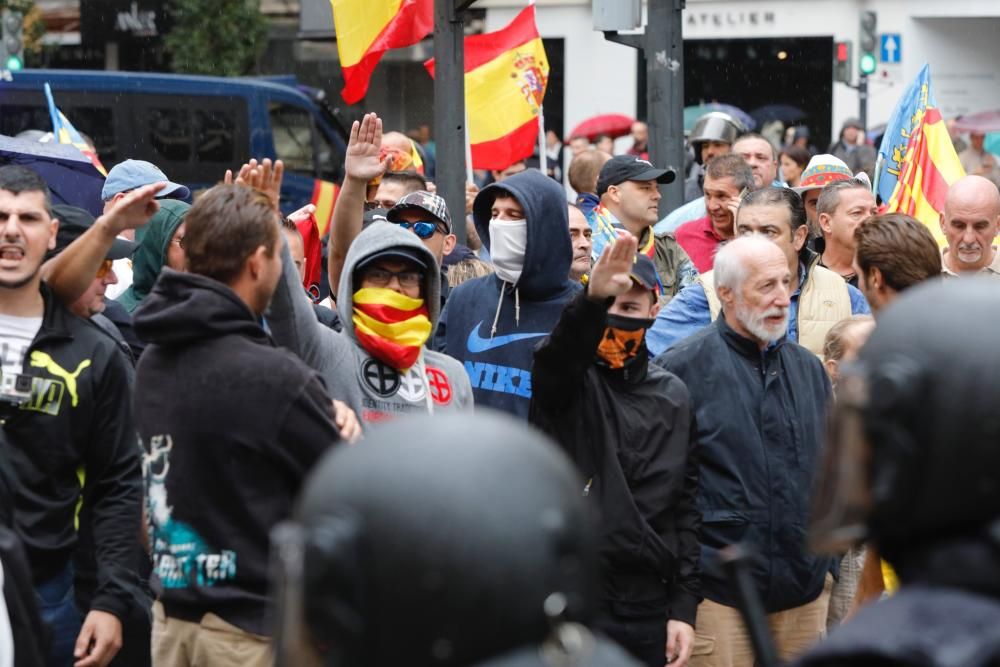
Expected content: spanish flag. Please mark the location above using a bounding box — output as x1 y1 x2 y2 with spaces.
44 83 107 176
425 6 549 170
352 288 432 371
886 106 965 245
331 0 434 104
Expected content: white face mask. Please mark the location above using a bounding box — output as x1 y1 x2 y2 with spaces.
489 218 528 284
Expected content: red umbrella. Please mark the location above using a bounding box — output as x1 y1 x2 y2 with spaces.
952 110 1000 134
568 114 635 141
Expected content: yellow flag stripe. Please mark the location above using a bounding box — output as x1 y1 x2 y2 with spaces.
466 36 547 145
331 0 404 67
313 180 337 237
353 310 432 345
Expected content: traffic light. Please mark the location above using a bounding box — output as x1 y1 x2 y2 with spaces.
859 11 877 76
2 10 24 71
834 41 852 84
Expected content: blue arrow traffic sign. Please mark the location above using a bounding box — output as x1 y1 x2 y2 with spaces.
880 33 901 63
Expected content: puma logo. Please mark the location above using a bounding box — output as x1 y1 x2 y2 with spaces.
29 352 90 407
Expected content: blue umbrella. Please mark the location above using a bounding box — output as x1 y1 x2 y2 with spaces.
0 135 105 217
684 103 755 132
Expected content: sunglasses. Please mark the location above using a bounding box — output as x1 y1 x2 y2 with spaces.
96 259 113 279
394 220 444 240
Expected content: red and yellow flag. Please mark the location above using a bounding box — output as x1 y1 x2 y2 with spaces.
352 288 432 371
331 0 434 104
425 6 549 170
886 106 965 245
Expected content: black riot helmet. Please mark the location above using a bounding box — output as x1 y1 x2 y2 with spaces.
271 411 602 667
810 277 1000 567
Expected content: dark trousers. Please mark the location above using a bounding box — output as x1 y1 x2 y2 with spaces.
594 603 667 667
34 564 81 667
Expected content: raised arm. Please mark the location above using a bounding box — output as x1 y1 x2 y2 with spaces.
328 113 390 295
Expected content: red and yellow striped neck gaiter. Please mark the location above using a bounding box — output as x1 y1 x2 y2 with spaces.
352 288 432 371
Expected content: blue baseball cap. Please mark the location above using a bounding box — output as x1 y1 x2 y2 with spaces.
101 159 190 202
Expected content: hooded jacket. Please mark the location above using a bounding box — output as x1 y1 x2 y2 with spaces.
267 221 473 424
433 169 579 417
529 292 701 626
133 270 339 634
117 200 190 313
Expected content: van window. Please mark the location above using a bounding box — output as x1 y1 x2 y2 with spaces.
0 103 118 165
269 103 315 176
147 106 238 164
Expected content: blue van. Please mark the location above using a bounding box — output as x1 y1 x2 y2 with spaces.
0 69 348 232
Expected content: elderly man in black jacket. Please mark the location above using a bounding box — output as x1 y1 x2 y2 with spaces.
531 235 700 667
654 235 834 667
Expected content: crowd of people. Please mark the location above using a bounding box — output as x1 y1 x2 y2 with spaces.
0 102 997 667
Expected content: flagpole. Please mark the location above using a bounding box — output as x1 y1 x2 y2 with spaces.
464 106 474 185
537 105 548 176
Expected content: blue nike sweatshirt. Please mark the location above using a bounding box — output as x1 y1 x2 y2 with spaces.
434 169 580 417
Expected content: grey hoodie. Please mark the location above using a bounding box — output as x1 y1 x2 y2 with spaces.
268 221 473 423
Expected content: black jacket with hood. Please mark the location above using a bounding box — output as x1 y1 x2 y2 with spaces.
1 285 141 622
434 169 580 417
133 270 340 634
653 315 834 613
530 292 701 625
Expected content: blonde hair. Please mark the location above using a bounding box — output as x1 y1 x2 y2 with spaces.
822 315 874 362
447 258 495 288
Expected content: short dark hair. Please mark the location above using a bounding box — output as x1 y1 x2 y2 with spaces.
780 145 810 170
854 213 942 292
704 153 754 192
0 165 52 214
381 171 428 193
740 186 808 231
568 149 609 195
817 178 871 218
733 132 778 161
184 184 280 285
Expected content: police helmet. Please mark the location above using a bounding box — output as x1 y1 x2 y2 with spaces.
689 112 745 163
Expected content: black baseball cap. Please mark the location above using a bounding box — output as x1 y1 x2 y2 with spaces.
630 254 660 295
49 204 137 260
597 155 676 196
356 247 428 273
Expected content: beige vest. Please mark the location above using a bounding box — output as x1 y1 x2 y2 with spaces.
697 263 853 356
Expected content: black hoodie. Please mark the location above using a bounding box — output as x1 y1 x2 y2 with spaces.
133 270 339 635
433 169 580 417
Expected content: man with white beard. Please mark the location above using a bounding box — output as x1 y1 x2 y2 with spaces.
653 235 836 667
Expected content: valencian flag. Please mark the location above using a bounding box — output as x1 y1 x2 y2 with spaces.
425 5 549 170
331 0 434 104
875 64 933 204
352 288 432 371
885 103 965 245
44 83 107 176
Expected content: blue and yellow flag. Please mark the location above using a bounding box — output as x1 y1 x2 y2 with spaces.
875 64 933 204
44 83 107 176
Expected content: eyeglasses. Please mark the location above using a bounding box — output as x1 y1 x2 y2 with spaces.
171 236 185 249
362 267 423 288
96 259 113 279
394 220 444 240
365 199 398 211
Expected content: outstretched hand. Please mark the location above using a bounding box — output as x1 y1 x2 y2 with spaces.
587 234 638 302
344 112 389 183
224 158 284 213
99 182 166 235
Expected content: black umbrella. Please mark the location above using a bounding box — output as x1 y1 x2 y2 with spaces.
0 135 105 217
750 104 808 126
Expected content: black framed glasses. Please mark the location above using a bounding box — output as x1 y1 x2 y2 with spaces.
363 267 423 288
394 220 443 240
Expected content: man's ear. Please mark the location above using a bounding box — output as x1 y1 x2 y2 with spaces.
247 245 267 279
442 233 457 256
717 284 735 310
649 299 662 319
47 218 59 250
823 358 839 382
792 223 808 252
939 212 947 235
818 212 833 235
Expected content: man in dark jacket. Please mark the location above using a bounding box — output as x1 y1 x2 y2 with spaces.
133 184 350 665
0 165 144 666
434 168 579 417
654 236 835 667
531 235 700 667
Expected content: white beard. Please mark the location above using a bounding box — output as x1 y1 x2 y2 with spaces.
735 299 789 344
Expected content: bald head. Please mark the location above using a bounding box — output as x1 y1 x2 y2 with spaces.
941 175 1000 273
714 235 787 292
382 131 414 154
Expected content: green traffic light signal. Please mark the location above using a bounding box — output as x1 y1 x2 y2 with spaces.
859 53 876 75
4 56 21 71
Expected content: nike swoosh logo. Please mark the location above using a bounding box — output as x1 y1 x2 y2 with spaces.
466 321 547 353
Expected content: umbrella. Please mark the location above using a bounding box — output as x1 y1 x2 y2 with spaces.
684 103 755 132
568 114 635 141
952 110 1000 134
750 104 807 125
0 135 105 217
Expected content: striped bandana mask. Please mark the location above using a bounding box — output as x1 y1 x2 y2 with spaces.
352 288 432 371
